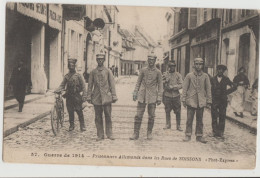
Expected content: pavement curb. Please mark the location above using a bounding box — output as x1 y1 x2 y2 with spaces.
205 108 257 135
4 94 51 110
225 115 257 135
3 111 51 138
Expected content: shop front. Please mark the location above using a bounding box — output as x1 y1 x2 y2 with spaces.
169 29 190 77
190 18 220 76
5 3 48 98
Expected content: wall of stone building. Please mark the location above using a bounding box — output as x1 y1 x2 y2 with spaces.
48 30 62 89
31 23 47 94
180 46 186 77
63 20 85 75
222 25 257 84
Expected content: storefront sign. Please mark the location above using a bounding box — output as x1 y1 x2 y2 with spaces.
63 4 86 21
6 2 15 10
48 4 62 30
17 3 47 23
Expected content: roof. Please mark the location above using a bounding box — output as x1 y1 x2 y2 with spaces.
119 29 135 50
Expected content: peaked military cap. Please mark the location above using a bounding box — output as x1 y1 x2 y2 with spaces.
68 58 77 64
194 57 204 63
168 60 176 66
96 53 105 59
217 64 227 71
148 52 157 60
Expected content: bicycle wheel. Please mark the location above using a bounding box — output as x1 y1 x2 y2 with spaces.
60 100 65 127
51 105 60 136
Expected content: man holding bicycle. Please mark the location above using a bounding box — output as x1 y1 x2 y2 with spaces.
56 58 87 132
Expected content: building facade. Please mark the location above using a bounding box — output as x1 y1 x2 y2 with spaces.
5 3 63 98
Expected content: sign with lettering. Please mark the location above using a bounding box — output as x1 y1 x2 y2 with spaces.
63 4 86 21
17 3 47 23
6 2 15 10
48 4 62 30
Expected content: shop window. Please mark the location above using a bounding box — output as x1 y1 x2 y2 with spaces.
223 38 230 64
189 8 197 28
212 9 217 19
203 8 207 22
238 33 250 75
229 9 233 23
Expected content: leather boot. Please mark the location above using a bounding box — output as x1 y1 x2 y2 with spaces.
163 112 171 130
79 119 86 132
69 124 74 131
176 112 183 131
183 136 191 142
18 103 23 112
147 119 154 140
130 120 141 140
147 131 152 140
196 136 207 144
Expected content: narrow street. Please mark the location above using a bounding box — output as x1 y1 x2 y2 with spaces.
3 76 256 168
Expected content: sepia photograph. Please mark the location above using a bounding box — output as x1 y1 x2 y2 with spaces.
2 0 260 172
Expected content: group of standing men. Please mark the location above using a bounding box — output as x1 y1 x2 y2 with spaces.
9 49 252 143
130 54 238 143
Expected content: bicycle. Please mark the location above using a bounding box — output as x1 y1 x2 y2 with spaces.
51 90 65 136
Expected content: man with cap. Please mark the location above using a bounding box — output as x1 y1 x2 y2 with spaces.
87 52 118 141
9 59 32 112
162 60 183 131
56 58 87 132
211 64 235 139
182 57 212 143
130 53 163 140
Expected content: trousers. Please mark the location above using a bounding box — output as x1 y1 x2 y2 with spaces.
211 101 227 136
133 102 156 134
94 104 112 138
185 106 204 137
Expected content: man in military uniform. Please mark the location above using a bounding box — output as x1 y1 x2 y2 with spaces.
182 58 212 143
87 53 118 141
130 53 163 140
56 58 87 132
211 64 235 139
162 60 183 131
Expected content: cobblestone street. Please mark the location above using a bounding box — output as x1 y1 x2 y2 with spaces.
3 76 256 168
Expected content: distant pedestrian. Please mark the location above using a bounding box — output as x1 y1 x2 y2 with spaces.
230 67 250 118
250 78 258 116
130 53 163 140
87 52 118 141
9 59 32 112
211 65 235 139
56 58 87 132
162 60 183 131
115 66 118 77
112 65 115 76
182 58 212 143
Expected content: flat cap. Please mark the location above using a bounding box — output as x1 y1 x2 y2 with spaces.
217 64 227 71
194 57 204 63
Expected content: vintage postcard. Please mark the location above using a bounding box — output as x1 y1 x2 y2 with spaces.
2 2 259 169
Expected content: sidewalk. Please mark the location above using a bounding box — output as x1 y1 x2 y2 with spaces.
3 93 55 137
226 105 257 134
3 75 127 137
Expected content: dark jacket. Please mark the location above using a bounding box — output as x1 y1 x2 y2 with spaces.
211 75 234 105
